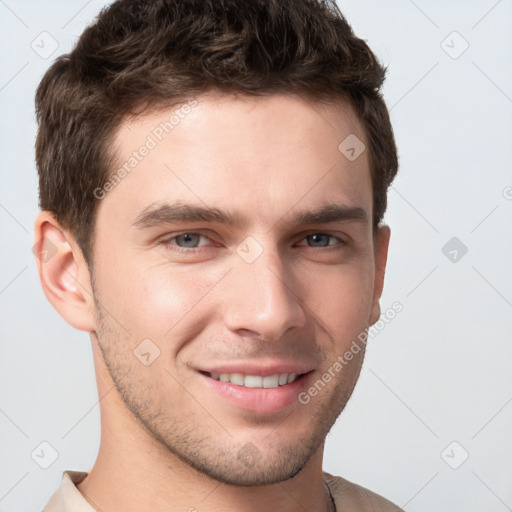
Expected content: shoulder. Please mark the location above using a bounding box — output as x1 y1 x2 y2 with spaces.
323 471 404 512
43 471 94 512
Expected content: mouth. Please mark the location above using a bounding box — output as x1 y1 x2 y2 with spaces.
201 371 302 388
196 367 314 414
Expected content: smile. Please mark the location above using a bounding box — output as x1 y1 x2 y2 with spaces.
207 372 299 388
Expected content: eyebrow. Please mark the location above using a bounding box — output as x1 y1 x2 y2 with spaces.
292 203 368 227
133 201 368 230
133 202 243 228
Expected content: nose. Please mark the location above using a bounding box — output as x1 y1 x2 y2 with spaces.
221 245 307 342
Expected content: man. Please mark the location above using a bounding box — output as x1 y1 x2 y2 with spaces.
34 0 401 510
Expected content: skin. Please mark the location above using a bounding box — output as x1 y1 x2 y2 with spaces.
34 92 390 512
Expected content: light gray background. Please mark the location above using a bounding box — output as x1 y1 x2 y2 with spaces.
1 1 511 510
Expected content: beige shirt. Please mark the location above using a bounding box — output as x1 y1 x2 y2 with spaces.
43 470 404 511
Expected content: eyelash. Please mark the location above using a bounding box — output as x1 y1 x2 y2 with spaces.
159 232 347 254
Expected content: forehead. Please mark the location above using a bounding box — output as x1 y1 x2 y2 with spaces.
101 92 372 231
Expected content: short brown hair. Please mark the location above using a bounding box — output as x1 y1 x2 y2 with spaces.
35 0 398 266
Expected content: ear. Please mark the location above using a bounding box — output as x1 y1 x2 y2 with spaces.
369 224 391 326
33 211 96 332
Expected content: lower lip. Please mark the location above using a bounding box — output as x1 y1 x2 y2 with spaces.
198 372 311 414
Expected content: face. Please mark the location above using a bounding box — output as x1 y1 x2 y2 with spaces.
89 92 388 485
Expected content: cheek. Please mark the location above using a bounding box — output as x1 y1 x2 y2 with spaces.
99 257 226 338
299 262 375 340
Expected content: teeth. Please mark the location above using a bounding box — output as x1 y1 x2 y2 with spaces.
263 375 279 388
244 375 263 388
230 373 244 386
208 372 300 388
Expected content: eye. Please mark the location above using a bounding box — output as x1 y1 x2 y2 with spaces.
161 232 213 251
297 233 347 248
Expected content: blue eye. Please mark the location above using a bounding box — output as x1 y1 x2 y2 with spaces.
161 232 212 252
174 233 203 248
159 231 347 256
299 233 346 248
305 234 336 247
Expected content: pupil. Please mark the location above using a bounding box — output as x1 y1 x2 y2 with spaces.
310 234 328 246
179 233 198 247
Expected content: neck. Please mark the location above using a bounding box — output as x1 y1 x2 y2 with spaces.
78 426 332 512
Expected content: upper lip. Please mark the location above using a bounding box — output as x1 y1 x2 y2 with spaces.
196 360 315 377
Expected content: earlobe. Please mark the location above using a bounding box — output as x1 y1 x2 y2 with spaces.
369 224 391 326
33 211 96 332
